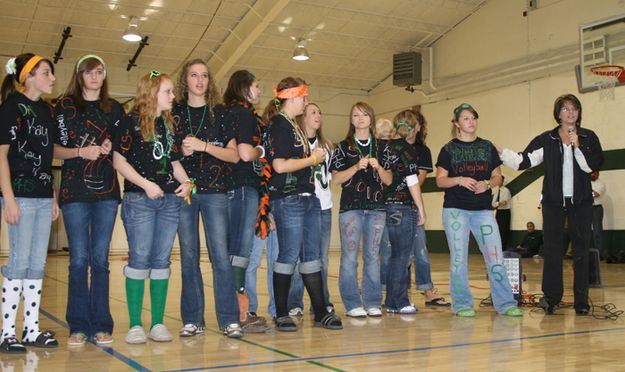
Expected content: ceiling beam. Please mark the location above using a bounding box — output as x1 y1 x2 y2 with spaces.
208 0 290 80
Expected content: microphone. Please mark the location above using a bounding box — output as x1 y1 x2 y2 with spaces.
567 126 574 135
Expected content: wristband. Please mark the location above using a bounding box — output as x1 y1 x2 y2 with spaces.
255 145 265 158
183 178 197 205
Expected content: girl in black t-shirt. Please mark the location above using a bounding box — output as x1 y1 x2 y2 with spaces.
330 102 392 318
0 53 60 352
435 103 521 318
172 59 242 338
263 77 341 332
54 54 123 346
113 71 192 344
223 70 268 330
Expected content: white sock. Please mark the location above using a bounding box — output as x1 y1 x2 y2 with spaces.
21 279 42 342
1 278 22 341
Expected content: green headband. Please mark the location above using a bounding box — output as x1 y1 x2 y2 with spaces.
396 119 413 132
76 54 106 79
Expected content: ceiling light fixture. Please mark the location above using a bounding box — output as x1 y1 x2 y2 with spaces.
292 39 310 61
122 16 142 42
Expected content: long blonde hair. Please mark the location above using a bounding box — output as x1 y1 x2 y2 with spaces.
296 102 334 151
131 72 174 141
174 59 221 108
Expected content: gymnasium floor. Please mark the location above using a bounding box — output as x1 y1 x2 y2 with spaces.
1 252 624 371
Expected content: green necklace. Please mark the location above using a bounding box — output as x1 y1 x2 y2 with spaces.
186 104 207 137
353 134 372 158
153 115 173 175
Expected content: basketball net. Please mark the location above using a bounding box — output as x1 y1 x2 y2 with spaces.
591 65 624 102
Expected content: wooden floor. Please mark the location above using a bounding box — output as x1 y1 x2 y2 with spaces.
1 252 625 371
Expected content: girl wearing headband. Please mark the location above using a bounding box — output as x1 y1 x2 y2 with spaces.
223 70 269 331
172 59 242 338
263 77 342 332
287 103 335 317
0 53 59 352
54 54 123 346
381 110 427 314
113 71 192 344
435 103 522 317
330 102 392 319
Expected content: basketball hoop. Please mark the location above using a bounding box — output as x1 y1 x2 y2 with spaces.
590 64 625 101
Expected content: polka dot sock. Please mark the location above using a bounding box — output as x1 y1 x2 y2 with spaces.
21 279 42 343
1 278 22 342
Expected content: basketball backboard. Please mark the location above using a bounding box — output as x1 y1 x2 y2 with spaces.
577 14 625 93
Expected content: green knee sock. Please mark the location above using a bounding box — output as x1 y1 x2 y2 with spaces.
233 267 246 293
126 278 145 328
150 278 169 327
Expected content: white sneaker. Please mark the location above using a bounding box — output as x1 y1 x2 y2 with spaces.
399 305 417 314
345 307 367 318
288 307 304 317
366 307 383 317
223 323 243 338
125 326 147 344
148 324 173 342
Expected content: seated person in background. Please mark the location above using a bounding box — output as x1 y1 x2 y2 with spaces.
511 221 543 258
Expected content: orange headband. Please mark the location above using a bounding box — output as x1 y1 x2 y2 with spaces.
273 85 309 99
18 55 43 85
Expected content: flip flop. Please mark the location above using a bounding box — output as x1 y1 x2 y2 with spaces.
425 297 451 307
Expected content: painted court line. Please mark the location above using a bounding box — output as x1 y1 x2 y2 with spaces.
161 326 625 371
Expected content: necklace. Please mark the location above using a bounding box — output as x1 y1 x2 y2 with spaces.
186 104 207 137
280 111 310 156
153 115 173 174
353 134 372 158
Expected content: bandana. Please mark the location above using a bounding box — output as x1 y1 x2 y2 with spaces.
18 55 43 85
273 85 308 99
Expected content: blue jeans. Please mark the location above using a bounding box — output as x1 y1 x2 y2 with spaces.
442 208 517 314
62 200 118 336
178 193 239 328
246 233 278 318
121 193 180 280
412 224 433 290
288 208 332 310
271 195 322 275
379 227 391 287
338 209 385 311
384 205 418 310
1 197 53 279
227 186 259 269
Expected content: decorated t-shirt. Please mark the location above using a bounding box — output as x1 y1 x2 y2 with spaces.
265 114 314 200
309 137 333 210
229 102 263 189
383 139 420 207
0 93 55 198
435 137 501 210
413 142 433 173
113 115 182 193
172 103 234 193
55 97 123 205
330 136 389 212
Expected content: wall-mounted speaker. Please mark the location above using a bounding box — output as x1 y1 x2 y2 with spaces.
393 52 422 87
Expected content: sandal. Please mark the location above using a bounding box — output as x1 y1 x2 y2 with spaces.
425 297 451 307
22 330 59 348
94 332 114 345
0 337 27 354
274 316 297 332
314 312 343 330
67 332 87 346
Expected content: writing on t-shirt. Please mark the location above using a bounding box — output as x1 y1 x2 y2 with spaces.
449 145 490 175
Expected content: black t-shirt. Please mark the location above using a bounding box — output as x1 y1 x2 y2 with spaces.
0 93 55 198
413 142 433 173
383 139 420 206
172 103 234 193
330 137 389 212
113 115 182 193
229 103 263 189
265 114 314 200
54 97 123 205
435 137 501 210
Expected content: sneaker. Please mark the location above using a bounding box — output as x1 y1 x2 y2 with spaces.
399 305 417 314
67 332 87 346
223 323 243 338
94 332 114 345
366 307 383 317
539 297 555 315
148 324 173 342
240 312 269 333
456 308 476 317
504 307 523 317
125 326 147 344
345 307 367 318
532 254 542 259
288 307 304 317
179 324 204 337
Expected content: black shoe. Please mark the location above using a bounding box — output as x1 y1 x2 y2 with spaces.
575 308 589 316
274 316 297 332
539 297 555 315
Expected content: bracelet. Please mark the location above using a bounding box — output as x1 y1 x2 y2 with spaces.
310 154 317 165
255 145 265 158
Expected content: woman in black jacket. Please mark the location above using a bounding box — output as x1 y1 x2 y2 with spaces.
497 94 603 315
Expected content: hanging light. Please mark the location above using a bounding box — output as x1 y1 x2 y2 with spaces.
292 38 310 61
122 16 142 42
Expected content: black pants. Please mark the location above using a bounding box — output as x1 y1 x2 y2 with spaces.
591 205 604 256
495 209 511 249
542 199 592 310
